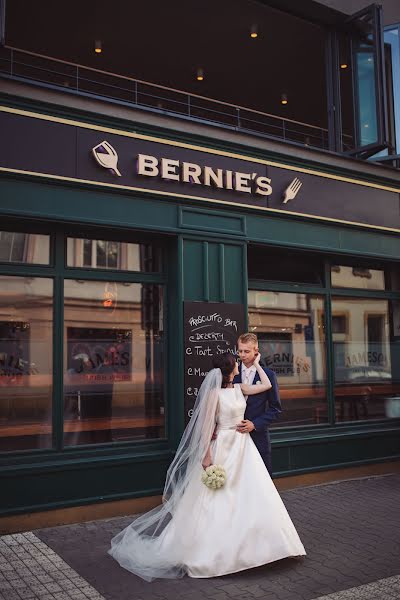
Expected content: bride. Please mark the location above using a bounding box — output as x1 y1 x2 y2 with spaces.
109 352 306 581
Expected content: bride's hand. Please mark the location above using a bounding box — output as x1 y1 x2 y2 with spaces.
202 457 212 470
253 352 261 366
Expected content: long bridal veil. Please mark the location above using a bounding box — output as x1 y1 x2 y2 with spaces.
109 368 222 582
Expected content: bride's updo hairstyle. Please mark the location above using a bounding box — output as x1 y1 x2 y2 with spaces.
212 354 236 388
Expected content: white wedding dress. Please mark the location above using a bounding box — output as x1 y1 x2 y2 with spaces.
110 384 306 579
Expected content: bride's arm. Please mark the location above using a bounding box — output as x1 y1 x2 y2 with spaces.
202 446 212 469
202 397 218 469
240 354 272 396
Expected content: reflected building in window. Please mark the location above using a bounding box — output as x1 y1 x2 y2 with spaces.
248 291 326 426
63 279 164 446
0 276 53 451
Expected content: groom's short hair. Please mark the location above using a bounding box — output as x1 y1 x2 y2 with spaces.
238 332 258 345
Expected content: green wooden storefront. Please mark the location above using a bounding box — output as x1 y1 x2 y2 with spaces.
0 93 400 517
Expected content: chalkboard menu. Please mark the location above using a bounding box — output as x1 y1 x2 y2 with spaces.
184 302 245 419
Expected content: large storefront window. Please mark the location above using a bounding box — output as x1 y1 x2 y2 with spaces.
0 228 166 454
248 291 326 426
63 281 165 445
0 276 53 451
248 247 400 429
332 297 400 422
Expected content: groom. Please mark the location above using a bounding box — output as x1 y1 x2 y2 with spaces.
234 332 282 474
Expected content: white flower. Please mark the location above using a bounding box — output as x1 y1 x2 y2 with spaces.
256 380 262 385
201 464 227 490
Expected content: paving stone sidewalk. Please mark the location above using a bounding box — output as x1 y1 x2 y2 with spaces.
1 473 399 600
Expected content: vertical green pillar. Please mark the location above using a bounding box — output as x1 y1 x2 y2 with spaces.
182 238 247 305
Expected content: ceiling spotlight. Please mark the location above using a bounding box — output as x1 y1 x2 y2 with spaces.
94 40 102 54
250 24 258 38
340 63 348 69
281 93 288 105
196 68 204 81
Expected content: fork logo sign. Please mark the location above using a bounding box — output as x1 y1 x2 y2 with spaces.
92 141 122 177
282 177 302 204
91 141 303 202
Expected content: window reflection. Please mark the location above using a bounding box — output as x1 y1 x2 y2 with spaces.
0 277 53 450
0 231 50 264
331 265 385 290
333 297 400 421
63 280 164 445
67 237 161 272
248 291 326 426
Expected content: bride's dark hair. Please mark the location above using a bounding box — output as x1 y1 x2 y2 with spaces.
212 354 237 388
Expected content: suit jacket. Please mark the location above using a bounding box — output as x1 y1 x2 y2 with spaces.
233 364 282 431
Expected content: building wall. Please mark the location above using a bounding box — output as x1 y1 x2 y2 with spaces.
319 0 400 25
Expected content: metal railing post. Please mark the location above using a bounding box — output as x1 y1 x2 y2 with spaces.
236 107 241 129
10 47 13 76
76 65 79 91
188 94 191 117
282 118 286 140
134 80 138 104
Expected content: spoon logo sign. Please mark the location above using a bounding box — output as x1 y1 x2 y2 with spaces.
92 141 122 176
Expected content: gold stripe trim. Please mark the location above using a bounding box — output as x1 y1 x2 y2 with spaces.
1 166 400 233
1 105 400 193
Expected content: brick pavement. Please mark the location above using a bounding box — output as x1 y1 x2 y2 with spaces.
1 473 399 600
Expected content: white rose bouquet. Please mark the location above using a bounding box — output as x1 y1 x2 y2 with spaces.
201 465 227 490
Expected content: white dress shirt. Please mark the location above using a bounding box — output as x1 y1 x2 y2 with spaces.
241 364 256 385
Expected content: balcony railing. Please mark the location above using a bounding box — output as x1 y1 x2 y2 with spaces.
0 45 347 152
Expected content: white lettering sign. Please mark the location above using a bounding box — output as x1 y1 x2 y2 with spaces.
137 154 273 197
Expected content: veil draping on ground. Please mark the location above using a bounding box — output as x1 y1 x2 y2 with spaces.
109 368 222 581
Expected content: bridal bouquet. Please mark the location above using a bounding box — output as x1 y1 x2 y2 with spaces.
201 465 227 490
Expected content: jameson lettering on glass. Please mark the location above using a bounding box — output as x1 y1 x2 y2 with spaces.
184 302 245 422
136 154 273 196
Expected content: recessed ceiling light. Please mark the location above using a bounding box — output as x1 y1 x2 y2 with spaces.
250 24 258 38
340 63 348 69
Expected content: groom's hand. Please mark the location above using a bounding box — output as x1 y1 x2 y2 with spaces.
236 419 255 433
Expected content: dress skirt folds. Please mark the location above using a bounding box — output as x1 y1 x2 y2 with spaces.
109 385 306 580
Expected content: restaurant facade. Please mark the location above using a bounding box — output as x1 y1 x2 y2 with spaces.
0 0 400 519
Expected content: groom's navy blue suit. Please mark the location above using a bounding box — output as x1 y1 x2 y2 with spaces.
233 364 281 474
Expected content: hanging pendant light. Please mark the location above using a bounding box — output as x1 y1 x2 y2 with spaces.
281 93 288 105
94 40 102 54
196 68 204 81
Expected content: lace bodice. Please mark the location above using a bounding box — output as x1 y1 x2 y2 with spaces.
216 384 246 429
